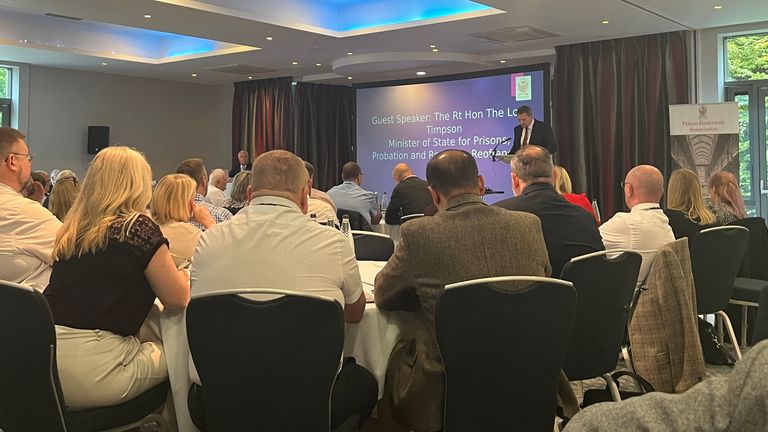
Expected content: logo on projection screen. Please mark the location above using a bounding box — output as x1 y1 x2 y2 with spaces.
515 75 532 101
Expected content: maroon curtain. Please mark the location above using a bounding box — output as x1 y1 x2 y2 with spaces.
293 82 355 191
554 31 690 218
231 77 294 166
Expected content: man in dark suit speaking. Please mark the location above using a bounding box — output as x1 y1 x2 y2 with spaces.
510 105 556 156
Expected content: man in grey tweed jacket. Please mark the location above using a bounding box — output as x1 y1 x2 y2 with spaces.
374 149 569 432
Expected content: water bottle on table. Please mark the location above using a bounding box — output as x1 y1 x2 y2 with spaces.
381 192 389 218
341 215 355 252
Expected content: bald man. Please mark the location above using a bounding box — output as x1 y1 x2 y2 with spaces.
384 163 433 225
599 165 675 279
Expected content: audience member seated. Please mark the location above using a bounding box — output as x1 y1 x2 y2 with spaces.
385 162 433 225
151 174 214 266
495 146 604 276
599 165 674 282
222 170 251 215
204 168 229 207
23 170 50 204
191 149 377 429
663 169 717 240
0 127 61 291
327 161 381 225
708 170 747 224
176 158 232 230
43 146 189 409
229 150 252 177
305 161 337 211
48 169 79 221
565 339 768 431
553 165 600 224
374 149 577 432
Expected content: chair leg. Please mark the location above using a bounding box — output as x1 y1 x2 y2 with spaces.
716 310 743 360
602 373 622 402
741 305 748 349
621 346 634 372
716 314 724 344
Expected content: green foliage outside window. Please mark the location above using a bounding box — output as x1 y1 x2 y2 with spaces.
735 94 751 200
726 34 768 82
0 68 8 98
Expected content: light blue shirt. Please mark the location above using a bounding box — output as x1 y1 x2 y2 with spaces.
327 181 378 224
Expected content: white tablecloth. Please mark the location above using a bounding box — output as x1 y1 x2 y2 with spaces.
373 223 401 244
161 260 412 431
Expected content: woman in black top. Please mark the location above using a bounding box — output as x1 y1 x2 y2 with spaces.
44 146 190 409
664 169 717 240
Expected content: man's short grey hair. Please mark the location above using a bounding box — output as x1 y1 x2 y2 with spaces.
511 145 553 183
209 168 228 184
251 150 308 195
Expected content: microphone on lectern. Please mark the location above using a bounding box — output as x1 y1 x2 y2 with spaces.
490 137 513 162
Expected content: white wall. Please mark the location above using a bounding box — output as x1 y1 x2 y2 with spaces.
696 22 768 103
25 66 233 179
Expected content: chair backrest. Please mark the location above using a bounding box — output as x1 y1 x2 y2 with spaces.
730 217 768 280
351 230 394 261
560 250 642 380
0 280 67 432
186 289 344 432
690 226 750 313
336 208 372 231
436 276 577 432
399 213 425 224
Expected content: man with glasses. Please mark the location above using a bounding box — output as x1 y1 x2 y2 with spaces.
0 127 62 291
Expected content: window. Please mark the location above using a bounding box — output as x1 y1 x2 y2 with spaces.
0 67 10 127
725 33 768 82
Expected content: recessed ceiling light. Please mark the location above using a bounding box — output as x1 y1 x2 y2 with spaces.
265 36 273 41
713 4 723 9
315 63 322 67
432 48 439 52
248 76 253 79
416 71 427 76
429 44 436 48
499 60 507 64
191 73 198 77
347 76 353 80
601 19 610 24
101 62 108 66
291 61 298 65
143 14 152 18
347 52 354 56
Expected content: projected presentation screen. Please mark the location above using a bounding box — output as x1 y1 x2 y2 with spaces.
356 65 549 204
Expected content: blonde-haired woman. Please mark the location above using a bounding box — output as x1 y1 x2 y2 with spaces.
553 165 600 224
43 146 190 409
223 170 251 215
708 171 747 224
151 174 214 266
664 169 717 240
48 169 79 221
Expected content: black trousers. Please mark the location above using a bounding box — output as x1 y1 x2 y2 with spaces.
331 358 379 428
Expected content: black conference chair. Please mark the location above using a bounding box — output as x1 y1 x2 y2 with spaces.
0 280 169 432
690 226 750 360
435 276 577 432
728 217 768 346
352 230 395 261
399 213 425 224
560 250 642 401
336 209 373 231
186 289 348 432
751 284 768 345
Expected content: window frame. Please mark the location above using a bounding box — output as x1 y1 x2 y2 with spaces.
0 66 11 127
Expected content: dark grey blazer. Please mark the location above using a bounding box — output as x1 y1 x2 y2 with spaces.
374 194 553 432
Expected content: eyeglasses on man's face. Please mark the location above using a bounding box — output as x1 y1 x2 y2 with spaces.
5 152 36 162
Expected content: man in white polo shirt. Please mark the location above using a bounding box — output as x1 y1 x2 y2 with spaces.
191 149 376 429
0 127 62 291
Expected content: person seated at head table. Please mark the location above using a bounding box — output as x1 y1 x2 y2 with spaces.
151 173 214 266
663 168 718 240
43 146 190 410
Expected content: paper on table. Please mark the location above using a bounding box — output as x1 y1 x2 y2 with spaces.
358 261 386 302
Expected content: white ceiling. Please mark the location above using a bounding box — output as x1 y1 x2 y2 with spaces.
0 0 765 86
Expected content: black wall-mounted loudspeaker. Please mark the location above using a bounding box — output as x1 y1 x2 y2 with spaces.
87 126 109 154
